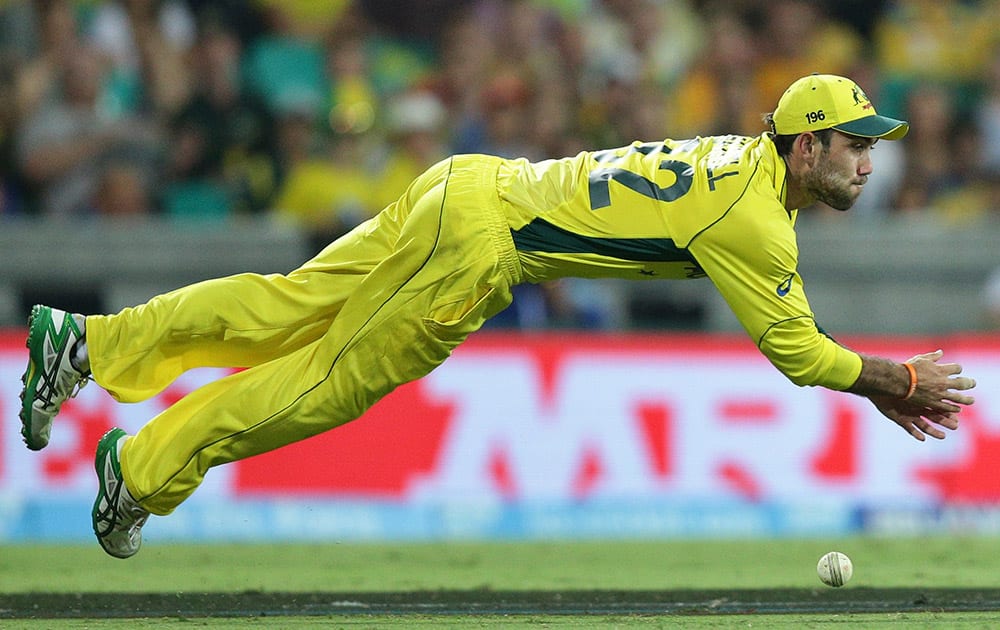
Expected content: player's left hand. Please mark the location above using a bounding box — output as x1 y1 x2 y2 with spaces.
868 395 960 441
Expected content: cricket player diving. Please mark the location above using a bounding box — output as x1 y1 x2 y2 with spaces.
18 74 976 558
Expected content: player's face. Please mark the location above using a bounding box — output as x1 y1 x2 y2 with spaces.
804 132 876 211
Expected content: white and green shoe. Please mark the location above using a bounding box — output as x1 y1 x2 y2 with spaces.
93 428 149 559
18 305 90 450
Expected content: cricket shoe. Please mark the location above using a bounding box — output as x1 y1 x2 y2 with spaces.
19 305 90 450
93 428 149 559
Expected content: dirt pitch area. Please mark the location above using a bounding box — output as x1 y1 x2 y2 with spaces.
3 588 1000 619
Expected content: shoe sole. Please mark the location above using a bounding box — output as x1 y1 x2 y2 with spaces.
92 427 135 559
18 305 50 450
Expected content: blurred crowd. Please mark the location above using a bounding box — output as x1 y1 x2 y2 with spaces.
1 0 999 326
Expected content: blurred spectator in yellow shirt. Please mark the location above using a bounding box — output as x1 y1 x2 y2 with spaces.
252 0 353 42
875 0 998 116
372 88 448 211
271 105 377 254
752 0 863 121
673 1 863 139
667 8 759 137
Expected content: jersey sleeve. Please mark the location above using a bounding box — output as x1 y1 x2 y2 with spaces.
687 191 862 390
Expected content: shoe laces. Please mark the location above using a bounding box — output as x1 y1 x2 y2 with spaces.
39 369 90 410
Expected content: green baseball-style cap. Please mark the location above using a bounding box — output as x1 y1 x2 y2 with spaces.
772 74 909 140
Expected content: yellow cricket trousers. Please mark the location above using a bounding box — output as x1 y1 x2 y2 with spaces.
85 155 523 514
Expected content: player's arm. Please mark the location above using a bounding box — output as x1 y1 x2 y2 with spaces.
686 196 976 440
701 240 975 438
694 228 975 441
687 203 860 390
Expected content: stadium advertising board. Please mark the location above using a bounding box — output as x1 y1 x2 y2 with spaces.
2 331 999 542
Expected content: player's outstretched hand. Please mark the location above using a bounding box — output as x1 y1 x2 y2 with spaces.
868 395 959 441
869 350 976 441
905 349 976 413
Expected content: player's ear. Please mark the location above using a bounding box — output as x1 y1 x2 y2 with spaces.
795 132 819 165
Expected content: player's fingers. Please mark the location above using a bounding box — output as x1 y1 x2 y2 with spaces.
926 399 963 414
949 375 976 391
913 349 945 364
942 381 975 404
930 361 962 376
901 421 926 441
917 419 947 440
928 413 959 430
945 392 975 406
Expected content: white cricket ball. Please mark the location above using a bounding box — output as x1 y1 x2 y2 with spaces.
817 551 853 587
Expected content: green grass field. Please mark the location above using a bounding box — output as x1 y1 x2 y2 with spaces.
2 537 1000 627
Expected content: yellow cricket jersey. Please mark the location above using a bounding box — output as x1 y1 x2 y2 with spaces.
494 133 863 390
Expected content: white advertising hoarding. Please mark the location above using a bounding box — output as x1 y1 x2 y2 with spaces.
2 331 998 541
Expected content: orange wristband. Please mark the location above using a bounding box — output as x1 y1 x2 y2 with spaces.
902 362 917 400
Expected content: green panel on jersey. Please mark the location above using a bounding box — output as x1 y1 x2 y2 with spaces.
511 218 697 263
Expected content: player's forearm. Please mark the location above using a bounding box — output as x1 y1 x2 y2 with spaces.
844 354 910 398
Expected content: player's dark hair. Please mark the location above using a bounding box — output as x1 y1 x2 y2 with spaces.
762 113 834 156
